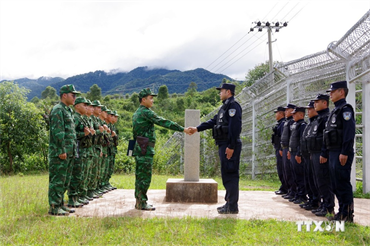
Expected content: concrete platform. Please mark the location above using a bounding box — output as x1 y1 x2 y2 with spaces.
165 179 218 203
71 189 370 226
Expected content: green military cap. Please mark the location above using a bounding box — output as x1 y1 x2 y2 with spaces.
74 97 88 106
109 109 115 115
91 100 103 107
85 99 92 105
138 88 157 99
105 109 112 114
101 106 110 113
113 110 119 117
59 84 80 95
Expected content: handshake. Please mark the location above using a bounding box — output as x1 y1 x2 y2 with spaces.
183 127 198 135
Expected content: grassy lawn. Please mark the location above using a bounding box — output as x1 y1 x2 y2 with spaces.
0 174 369 245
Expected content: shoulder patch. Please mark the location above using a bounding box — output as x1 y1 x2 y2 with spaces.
343 112 352 121
229 109 236 117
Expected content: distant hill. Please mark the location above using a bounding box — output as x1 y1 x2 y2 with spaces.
1 67 238 99
0 77 64 100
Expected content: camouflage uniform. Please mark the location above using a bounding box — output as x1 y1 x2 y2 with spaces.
106 110 119 190
132 88 184 210
48 84 80 215
68 97 92 207
89 100 104 197
98 107 111 192
81 109 94 200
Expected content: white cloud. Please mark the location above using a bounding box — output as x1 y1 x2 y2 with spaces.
0 0 369 81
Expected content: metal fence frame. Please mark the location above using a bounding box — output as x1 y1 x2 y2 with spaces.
165 10 370 194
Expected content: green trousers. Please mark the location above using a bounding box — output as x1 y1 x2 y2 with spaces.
48 156 74 207
134 155 153 204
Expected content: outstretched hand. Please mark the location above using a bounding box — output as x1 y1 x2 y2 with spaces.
188 127 198 135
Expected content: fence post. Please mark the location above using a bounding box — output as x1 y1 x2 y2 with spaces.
363 76 370 193
347 80 357 192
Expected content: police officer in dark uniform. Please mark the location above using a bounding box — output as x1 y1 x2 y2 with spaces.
309 94 335 217
288 107 307 204
280 103 297 200
324 81 355 222
272 106 288 195
190 83 242 214
300 100 320 211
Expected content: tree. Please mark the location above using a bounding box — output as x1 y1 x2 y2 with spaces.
41 86 58 99
245 61 270 86
0 82 47 174
186 82 198 97
157 85 169 101
87 84 102 101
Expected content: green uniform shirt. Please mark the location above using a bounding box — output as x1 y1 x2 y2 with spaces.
48 102 76 158
132 105 184 155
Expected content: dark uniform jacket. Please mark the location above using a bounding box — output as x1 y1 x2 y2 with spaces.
197 96 242 149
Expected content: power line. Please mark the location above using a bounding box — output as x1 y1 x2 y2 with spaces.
218 39 267 74
208 32 258 71
280 1 300 21
205 32 251 69
212 35 264 72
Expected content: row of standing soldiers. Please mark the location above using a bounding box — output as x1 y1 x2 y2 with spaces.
48 84 119 216
272 81 355 222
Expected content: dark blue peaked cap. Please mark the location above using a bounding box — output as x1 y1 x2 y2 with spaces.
313 93 330 101
304 100 315 109
292 107 306 113
216 83 235 93
274 106 286 113
284 103 296 109
326 81 348 92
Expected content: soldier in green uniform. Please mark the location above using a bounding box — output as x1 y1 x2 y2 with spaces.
83 99 96 201
98 106 111 193
106 110 118 191
48 84 80 216
68 97 91 207
89 100 105 198
132 88 191 210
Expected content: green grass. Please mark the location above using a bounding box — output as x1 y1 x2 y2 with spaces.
1 174 369 245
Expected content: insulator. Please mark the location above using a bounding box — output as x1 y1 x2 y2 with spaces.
258 28 262 32
250 28 254 32
266 22 270 27
275 22 280 27
257 21 261 26
283 22 288 27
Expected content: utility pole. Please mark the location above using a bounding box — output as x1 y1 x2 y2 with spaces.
250 21 288 73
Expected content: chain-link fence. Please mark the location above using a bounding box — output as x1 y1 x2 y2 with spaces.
165 10 370 193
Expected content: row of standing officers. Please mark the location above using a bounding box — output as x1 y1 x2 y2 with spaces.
48 85 119 216
272 80 355 222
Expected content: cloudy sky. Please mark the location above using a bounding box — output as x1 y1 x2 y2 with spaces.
0 0 369 81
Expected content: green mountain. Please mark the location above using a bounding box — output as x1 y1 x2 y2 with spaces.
0 77 64 100
2 67 237 99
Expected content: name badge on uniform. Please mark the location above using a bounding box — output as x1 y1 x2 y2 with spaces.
229 109 236 117
331 115 336 123
343 112 352 121
313 125 318 132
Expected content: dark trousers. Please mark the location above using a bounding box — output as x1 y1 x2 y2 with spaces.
311 152 334 210
303 154 319 204
282 148 295 195
218 142 241 211
329 150 354 216
276 149 288 192
290 152 306 199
